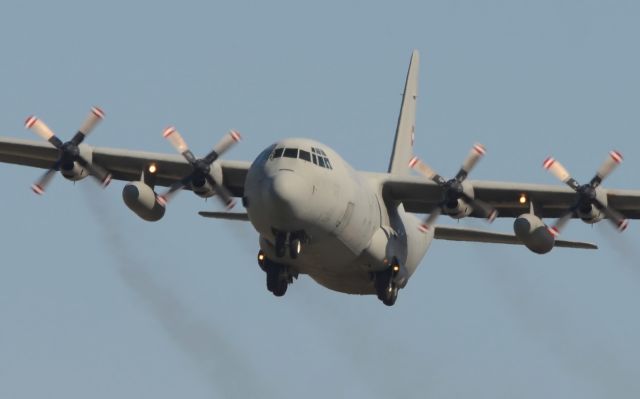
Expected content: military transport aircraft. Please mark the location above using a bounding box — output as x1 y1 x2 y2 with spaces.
1 50 639 306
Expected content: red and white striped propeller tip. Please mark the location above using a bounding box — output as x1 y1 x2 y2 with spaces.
408 156 420 168
618 219 629 232
162 126 176 138
547 226 560 238
91 106 105 119
229 130 242 142
542 157 555 169
31 184 45 195
472 143 486 155
24 116 38 128
156 196 167 207
609 150 623 164
101 174 112 188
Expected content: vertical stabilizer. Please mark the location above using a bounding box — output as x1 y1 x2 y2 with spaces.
388 50 419 175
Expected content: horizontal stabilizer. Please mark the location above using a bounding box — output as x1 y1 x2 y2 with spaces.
433 225 597 250
198 211 249 221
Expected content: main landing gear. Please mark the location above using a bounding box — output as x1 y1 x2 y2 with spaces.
258 251 295 297
375 262 402 306
274 231 305 259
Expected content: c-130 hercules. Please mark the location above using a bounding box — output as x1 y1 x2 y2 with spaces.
2 50 638 305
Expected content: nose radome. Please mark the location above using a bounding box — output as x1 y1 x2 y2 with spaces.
269 171 311 220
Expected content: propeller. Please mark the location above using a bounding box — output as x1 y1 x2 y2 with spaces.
24 107 112 194
542 151 628 236
409 143 498 232
158 126 241 209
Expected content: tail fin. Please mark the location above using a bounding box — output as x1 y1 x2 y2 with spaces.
388 50 419 175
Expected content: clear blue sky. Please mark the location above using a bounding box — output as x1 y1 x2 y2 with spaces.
0 1 639 398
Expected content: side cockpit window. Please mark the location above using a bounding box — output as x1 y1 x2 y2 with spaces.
311 147 333 170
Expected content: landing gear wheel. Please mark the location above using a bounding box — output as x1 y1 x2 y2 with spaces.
381 285 398 306
266 264 288 297
289 238 302 259
275 233 286 258
375 268 399 306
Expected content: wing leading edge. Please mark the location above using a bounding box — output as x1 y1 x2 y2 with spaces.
380 173 640 220
0 137 250 197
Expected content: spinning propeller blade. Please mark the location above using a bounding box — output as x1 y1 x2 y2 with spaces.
410 143 497 232
24 107 112 193
543 151 628 235
160 126 241 210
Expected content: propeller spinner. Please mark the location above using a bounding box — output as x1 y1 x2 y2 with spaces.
24 107 112 194
543 151 628 236
409 143 497 232
158 126 241 209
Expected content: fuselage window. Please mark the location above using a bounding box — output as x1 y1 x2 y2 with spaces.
283 148 298 158
273 148 284 158
299 149 311 162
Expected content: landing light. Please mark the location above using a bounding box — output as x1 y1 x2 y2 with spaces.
148 163 157 174
392 265 400 273
258 253 265 262
519 193 527 205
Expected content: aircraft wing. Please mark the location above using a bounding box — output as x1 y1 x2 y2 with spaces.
380 174 640 219
433 225 597 249
0 137 250 196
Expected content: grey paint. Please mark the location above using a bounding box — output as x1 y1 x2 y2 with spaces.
0 50 637 301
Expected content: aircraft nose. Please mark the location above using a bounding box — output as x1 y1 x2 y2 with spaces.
269 170 313 222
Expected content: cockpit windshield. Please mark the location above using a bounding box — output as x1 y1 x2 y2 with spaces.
270 146 333 169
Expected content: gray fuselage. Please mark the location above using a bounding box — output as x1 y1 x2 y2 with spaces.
244 138 432 295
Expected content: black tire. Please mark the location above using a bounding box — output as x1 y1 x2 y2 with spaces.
266 264 288 297
266 265 280 292
272 279 288 297
381 285 398 306
375 269 392 299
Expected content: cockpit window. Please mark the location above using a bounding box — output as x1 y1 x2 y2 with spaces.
324 158 333 169
269 146 333 170
283 148 298 158
298 149 311 162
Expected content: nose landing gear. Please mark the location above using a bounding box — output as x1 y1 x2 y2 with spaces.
258 250 296 297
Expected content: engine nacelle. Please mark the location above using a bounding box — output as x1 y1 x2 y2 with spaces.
442 198 473 219
191 162 224 198
60 144 92 181
513 213 555 254
442 181 474 219
122 181 165 221
576 188 607 224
